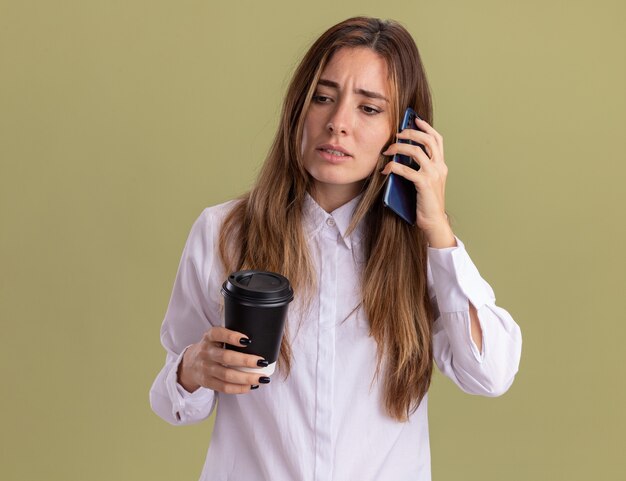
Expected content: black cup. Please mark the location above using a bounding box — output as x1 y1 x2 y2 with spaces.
221 270 294 376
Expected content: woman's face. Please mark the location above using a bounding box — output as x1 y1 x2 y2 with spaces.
301 47 393 209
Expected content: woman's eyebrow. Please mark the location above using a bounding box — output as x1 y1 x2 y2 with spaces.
317 78 389 103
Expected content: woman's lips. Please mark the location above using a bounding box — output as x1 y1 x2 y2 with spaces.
317 144 352 156
316 144 353 163
316 148 352 163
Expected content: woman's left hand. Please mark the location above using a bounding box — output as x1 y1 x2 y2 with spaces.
381 117 456 248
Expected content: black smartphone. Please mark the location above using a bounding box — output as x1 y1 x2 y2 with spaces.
382 107 427 225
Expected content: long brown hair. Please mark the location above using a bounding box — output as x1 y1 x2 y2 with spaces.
218 16 435 421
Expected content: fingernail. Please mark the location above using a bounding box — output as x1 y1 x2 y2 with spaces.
251 385 259 390
257 359 269 367
239 337 252 346
259 376 271 384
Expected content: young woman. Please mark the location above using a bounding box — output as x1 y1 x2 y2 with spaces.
150 16 522 481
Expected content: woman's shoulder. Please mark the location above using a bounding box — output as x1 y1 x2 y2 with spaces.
184 198 244 269
198 197 244 226
181 198 244 248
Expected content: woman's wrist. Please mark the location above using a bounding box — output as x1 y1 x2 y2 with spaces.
424 221 456 249
177 345 201 393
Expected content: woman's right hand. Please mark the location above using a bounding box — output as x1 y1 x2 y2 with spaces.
177 326 270 394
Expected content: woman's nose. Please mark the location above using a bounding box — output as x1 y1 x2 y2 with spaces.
326 102 352 135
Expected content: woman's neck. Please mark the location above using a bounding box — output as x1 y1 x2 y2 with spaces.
308 182 365 213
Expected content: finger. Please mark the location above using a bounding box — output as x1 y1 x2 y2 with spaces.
383 143 431 167
396 129 435 159
415 118 444 156
204 326 252 348
206 364 269 389
209 378 257 395
414 117 443 144
380 160 421 184
206 345 268 370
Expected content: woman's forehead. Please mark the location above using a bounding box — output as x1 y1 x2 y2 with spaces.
318 47 391 96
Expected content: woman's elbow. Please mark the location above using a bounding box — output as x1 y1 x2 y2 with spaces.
478 371 517 397
482 324 522 397
149 389 181 426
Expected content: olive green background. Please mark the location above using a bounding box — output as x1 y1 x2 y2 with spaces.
1 0 624 479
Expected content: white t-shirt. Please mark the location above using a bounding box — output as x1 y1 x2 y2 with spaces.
149 193 522 481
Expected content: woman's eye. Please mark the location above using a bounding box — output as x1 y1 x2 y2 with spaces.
362 105 381 115
313 95 331 103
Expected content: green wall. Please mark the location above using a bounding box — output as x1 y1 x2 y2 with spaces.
1 1 624 479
